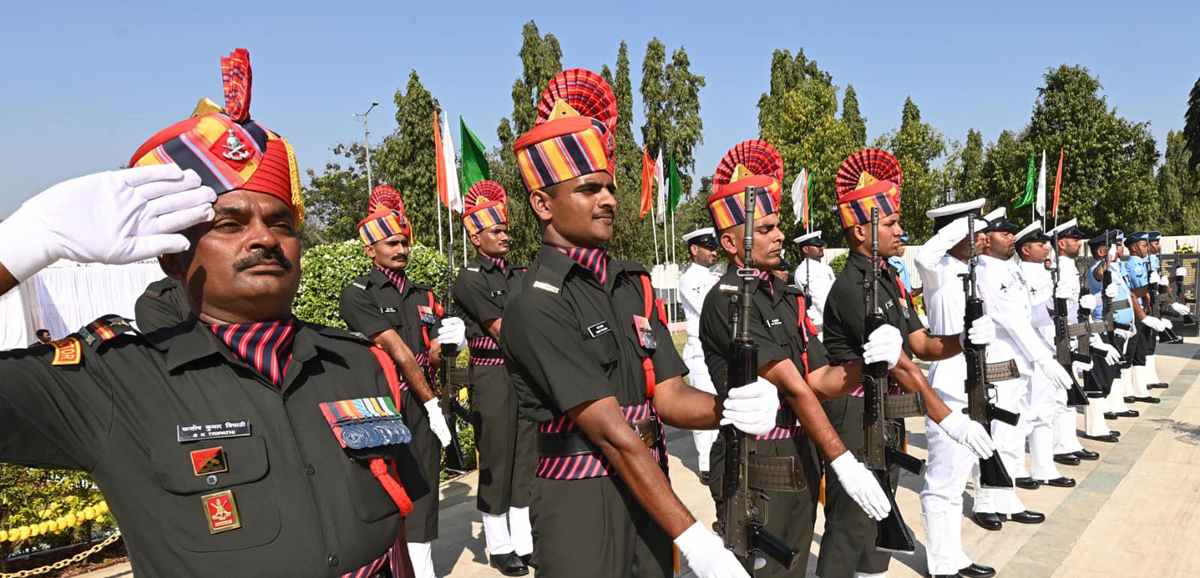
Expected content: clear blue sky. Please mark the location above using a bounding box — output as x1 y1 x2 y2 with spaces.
1 0 1195 217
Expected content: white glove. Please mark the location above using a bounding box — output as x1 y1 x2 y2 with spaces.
1141 316 1170 332
1150 272 1161 285
1105 284 1119 298
423 399 453 448
1072 359 1093 374
1177 267 1187 278
935 412 996 460
721 378 779 436
1054 282 1075 300
1079 294 1097 311
0 165 216 281
1090 336 1121 365
863 324 903 369
1158 274 1171 287
674 522 753 578
1171 303 1191 316
1035 356 1074 391
829 453 891 521
964 315 996 346
807 306 824 327
436 317 467 351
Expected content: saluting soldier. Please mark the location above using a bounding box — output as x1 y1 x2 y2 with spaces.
678 226 724 482
134 276 190 332
0 50 424 577
499 69 779 578
793 230 834 336
914 199 998 578
699 140 911 577
820 149 999 578
1122 231 1172 402
1045 219 1103 461
451 180 535 576
1012 223 1076 488
339 185 466 578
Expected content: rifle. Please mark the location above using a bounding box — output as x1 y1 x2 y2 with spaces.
439 220 470 474
1171 262 1196 326
1101 232 1132 354
717 186 800 572
860 208 926 553
1152 256 1188 343
1050 230 1092 406
960 216 1019 489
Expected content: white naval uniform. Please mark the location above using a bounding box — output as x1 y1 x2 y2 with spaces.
913 221 988 575
679 261 723 472
974 255 1050 515
795 258 835 338
1053 256 1089 452
1019 259 1065 481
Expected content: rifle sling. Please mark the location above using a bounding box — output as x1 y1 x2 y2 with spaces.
985 360 1019 382
883 392 926 419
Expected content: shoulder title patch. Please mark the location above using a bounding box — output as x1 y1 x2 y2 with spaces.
50 337 82 366
79 315 136 346
533 281 560 294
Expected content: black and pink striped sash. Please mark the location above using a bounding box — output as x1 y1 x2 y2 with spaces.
468 336 504 366
758 404 803 441
535 402 667 480
339 542 399 578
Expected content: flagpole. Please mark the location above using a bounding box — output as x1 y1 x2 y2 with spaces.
651 203 660 265
437 194 444 253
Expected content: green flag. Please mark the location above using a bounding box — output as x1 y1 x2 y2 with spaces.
666 152 683 219
460 117 490 193
1013 149 1036 209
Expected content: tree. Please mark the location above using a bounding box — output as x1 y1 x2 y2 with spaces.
842 85 867 148
1157 130 1200 234
1185 77 1200 171
640 38 669 158
980 129 1030 214
663 46 705 194
370 71 444 249
758 49 861 247
602 42 657 265
958 129 985 202
303 147 370 244
881 97 947 242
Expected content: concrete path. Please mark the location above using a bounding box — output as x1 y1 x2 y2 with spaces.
75 339 1200 577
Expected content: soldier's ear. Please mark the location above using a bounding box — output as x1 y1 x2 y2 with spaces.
158 254 185 281
529 189 554 223
363 243 377 260
719 228 740 256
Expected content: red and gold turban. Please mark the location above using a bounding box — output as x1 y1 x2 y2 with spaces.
706 140 784 231
462 181 508 235
128 49 304 221
835 149 902 228
358 209 411 245
368 185 404 214
512 69 617 191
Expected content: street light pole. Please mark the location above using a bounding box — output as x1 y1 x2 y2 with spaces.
352 101 380 194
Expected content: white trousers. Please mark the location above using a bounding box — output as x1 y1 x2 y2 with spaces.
1054 366 1086 453
483 509 531 558
1024 366 1062 480
974 375 1029 514
683 349 718 472
1146 354 1164 386
407 541 435 578
920 406 982 574
1106 369 1132 413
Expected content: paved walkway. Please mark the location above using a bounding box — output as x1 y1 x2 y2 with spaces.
77 339 1200 577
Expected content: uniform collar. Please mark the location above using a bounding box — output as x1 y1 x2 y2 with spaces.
369 266 410 295
473 253 507 274
159 317 346 375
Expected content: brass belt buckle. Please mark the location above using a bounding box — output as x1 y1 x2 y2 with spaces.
630 417 657 448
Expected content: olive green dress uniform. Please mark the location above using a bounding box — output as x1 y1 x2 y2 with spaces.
339 269 444 543
699 269 825 578
135 276 191 333
819 252 925 577
452 254 536 515
0 316 426 577
500 245 687 578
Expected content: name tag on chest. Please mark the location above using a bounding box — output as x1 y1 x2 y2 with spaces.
177 421 251 443
587 321 612 338
490 289 506 297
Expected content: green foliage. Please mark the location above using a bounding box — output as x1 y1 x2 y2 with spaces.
1157 130 1200 234
641 39 706 195
878 97 948 243
959 129 985 201
758 49 859 247
830 251 849 275
305 153 370 244
602 42 658 266
0 466 115 565
842 85 867 148
293 241 449 329
1185 77 1200 171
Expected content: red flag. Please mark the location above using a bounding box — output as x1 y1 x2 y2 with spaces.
639 145 657 219
433 110 448 206
1052 147 1065 218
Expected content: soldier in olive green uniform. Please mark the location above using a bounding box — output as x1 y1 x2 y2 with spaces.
0 50 419 577
338 188 465 578
451 180 536 576
501 69 783 578
135 276 190 332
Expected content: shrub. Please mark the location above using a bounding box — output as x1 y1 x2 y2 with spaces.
830 252 849 275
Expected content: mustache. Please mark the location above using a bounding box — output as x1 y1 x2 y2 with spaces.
233 248 294 272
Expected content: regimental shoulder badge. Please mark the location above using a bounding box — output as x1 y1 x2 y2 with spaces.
203 490 241 534
49 337 82 367
78 315 137 347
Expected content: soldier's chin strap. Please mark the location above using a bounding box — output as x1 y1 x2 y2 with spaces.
369 346 415 516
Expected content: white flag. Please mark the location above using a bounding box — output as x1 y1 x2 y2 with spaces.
439 112 462 212
1035 149 1047 222
653 150 666 224
791 168 808 226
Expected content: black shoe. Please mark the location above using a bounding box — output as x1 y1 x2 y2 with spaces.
1082 433 1120 443
1118 410 1140 418
1104 412 1119 420
973 512 1003 531
520 554 532 567
1133 396 1161 404
1148 382 1170 389
489 552 529 576
1124 396 1137 404
1038 476 1076 488
1002 510 1046 524
959 563 998 578
1074 449 1100 460
699 470 710 485
1015 477 1040 490
1054 453 1081 466
1111 430 1122 437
